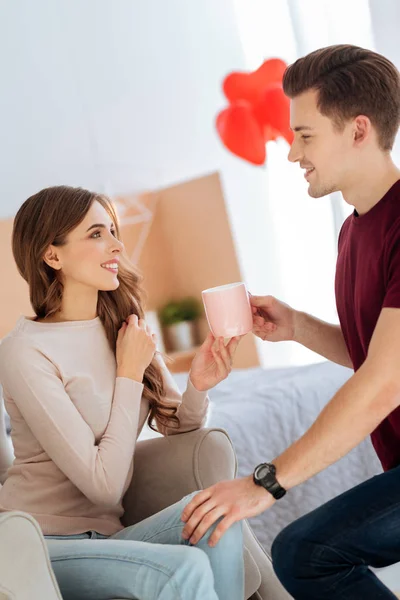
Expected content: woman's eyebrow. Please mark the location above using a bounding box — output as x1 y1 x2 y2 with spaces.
86 223 115 232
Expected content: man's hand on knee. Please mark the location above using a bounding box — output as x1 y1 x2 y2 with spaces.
180 476 275 547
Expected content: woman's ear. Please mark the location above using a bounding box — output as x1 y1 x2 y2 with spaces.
43 245 62 270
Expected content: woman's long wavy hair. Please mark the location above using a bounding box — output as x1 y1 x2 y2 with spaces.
12 185 178 432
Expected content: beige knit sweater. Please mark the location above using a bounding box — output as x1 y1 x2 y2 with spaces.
0 317 209 535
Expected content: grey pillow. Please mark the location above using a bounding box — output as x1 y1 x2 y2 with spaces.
0 387 10 435
4 412 10 435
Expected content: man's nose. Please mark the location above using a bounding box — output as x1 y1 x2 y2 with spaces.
287 140 301 163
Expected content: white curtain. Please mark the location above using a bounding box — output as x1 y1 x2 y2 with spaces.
231 0 392 367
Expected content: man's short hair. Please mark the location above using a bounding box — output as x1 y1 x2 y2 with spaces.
283 44 400 150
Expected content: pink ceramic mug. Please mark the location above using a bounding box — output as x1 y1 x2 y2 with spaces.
202 282 253 338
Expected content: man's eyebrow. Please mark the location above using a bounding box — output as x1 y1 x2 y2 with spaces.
86 223 115 232
290 126 314 132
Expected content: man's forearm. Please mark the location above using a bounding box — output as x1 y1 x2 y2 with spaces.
273 361 398 490
294 311 353 368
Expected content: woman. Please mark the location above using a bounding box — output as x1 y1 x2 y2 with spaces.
0 186 244 600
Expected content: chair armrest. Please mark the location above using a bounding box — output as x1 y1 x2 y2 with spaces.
122 427 236 526
0 511 62 600
242 521 292 600
122 427 291 600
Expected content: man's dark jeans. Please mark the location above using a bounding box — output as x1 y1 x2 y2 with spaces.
272 466 400 599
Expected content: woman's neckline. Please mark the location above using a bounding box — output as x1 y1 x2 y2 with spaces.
20 315 101 329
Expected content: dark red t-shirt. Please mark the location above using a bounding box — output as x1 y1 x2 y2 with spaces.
336 179 400 471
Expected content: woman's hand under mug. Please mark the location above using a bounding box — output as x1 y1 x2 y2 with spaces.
189 332 242 392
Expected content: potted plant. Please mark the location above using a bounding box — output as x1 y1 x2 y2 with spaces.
158 297 202 352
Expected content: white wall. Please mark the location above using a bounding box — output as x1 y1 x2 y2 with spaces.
0 0 280 364
0 0 244 211
368 0 400 164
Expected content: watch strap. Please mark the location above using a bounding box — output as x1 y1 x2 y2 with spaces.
253 463 287 500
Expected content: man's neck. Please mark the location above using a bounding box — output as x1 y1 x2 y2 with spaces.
342 155 400 216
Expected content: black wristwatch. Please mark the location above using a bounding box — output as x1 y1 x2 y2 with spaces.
253 463 287 500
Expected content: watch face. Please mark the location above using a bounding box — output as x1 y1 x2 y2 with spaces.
254 463 286 499
255 463 276 481
256 464 271 480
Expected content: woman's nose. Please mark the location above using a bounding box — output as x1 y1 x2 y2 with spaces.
111 237 124 253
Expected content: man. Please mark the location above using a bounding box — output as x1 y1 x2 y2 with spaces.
181 44 400 599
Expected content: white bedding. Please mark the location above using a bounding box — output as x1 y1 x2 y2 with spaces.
173 361 382 553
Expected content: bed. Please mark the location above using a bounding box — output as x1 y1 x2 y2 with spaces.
173 360 384 552
174 360 400 592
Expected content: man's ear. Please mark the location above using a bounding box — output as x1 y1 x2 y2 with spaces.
353 115 372 145
43 245 62 270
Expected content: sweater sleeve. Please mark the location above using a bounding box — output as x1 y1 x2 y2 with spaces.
0 339 143 507
153 354 209 436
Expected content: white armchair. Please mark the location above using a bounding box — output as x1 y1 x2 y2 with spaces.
0 428 291 600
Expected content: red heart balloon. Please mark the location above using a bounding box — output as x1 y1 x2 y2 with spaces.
252 58 288 90
223 58 287 105
253 83 294 144
216 102 266 166
261 124 280 143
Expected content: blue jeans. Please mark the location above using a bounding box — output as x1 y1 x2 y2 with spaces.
45 493 244 600
272 466 400 599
